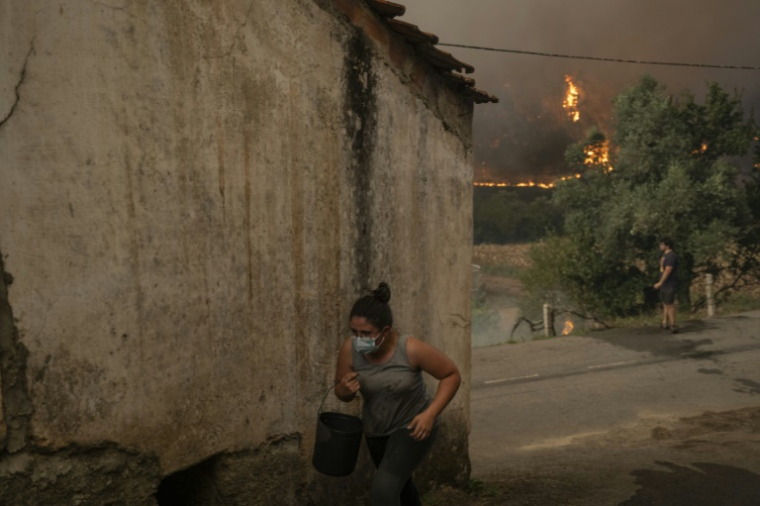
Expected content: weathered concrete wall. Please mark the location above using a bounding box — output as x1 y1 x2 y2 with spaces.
0 0 474 503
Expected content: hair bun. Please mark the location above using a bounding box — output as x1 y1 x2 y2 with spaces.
371 282 391 304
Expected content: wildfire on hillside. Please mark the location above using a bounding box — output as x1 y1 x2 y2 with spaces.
563 75 580 122
474 74 616 187
473 173 581 188
474 181 554 189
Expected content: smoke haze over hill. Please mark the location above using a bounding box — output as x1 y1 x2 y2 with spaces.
400 0 760 183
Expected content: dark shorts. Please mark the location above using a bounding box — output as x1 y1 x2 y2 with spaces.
660 285 677 305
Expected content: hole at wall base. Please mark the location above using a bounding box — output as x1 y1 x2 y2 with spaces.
155 455 221 506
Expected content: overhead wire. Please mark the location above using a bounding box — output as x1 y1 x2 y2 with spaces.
437 43 760 71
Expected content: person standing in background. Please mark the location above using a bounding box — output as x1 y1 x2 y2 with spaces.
655 238 679 333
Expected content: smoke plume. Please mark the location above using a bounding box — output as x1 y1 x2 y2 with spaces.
402 0 760 182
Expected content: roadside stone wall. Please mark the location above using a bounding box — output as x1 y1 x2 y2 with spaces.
0 0 474 503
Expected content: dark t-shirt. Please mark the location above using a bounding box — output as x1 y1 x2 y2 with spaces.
661 251 678 289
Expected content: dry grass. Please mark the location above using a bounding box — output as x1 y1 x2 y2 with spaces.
472 244 533 271
691 272 760 300
689 252 760 314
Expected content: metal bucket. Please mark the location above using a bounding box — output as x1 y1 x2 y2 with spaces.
312 386 363 477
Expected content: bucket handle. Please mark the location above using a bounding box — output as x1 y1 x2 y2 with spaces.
318 383 361 415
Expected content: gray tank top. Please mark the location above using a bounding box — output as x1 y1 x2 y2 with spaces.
352 334 435 437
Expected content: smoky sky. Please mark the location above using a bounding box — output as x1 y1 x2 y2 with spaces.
400 0 760 183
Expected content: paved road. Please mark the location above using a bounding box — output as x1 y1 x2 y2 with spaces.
468 310 760 504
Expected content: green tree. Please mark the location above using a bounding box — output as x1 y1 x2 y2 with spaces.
473 189 562 244
523 76 758 319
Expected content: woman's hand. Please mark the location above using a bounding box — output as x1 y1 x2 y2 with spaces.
407 411 436 441
335 371 360 400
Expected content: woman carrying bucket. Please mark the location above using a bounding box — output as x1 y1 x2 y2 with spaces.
334 282 462 506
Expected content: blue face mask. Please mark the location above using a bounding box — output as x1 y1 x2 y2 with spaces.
351 332 386 355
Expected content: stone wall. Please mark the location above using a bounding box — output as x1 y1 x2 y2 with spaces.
0 0 474 503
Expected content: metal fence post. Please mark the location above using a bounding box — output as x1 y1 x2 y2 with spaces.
543 303 554 337
705 274 715 317
471 264 481 294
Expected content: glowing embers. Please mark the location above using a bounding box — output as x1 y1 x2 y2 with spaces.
562 319 574 336
474 181 554 189
473 173 581 188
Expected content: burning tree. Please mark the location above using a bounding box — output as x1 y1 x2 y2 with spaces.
522 75 760 319
563 75 581 122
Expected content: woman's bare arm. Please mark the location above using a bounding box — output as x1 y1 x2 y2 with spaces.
334 338 359 401
406 337 461 439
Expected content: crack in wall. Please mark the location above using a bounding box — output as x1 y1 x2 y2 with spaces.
90 1 127 11
0 40 35 132
0 254 33 454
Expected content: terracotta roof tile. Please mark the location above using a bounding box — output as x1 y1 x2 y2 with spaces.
441 72 476 88
362 0 497 104
417 43 474 74
386 19 439 45
366 0 406 18
463 87 500 104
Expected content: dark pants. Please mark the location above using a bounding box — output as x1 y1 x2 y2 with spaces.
660 285 677 305
364 427 438 506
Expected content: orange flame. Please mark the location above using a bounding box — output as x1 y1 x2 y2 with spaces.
474 181 554 189
562 319 574 336
692 142 708 155
584 140 613 173
474 174 582 188
563 75 580 122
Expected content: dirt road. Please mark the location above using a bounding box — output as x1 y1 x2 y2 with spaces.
426 310 760 505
